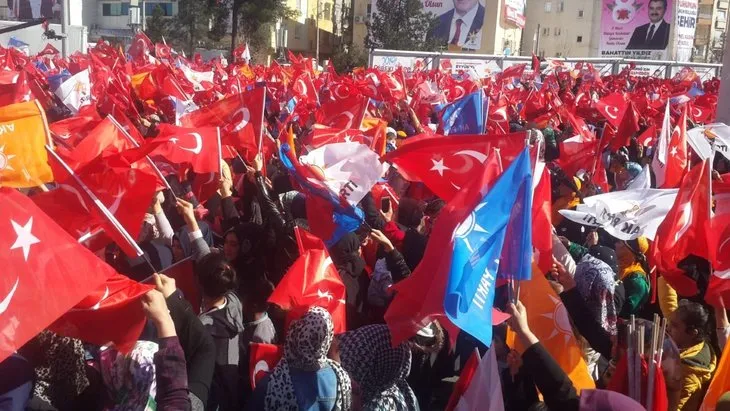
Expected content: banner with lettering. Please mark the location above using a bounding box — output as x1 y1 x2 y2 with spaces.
559 188 679 240
600 0 674 59
674 0 698 62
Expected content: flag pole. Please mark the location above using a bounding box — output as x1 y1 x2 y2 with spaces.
45 146 146 258
107 115 177 200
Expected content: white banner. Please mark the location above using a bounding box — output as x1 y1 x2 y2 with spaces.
674 0 698 62
299 142 388 207
559 188 679 240
686 123 730 161
54 69 91 114
370 55 432 72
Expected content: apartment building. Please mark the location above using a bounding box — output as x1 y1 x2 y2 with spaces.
522 0 601 58
694 0 728 62
276 0 343 59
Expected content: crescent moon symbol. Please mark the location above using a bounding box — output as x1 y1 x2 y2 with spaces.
333 111 354 129
0 277 19 314
178 132 203 154
673 202 693 244
60 184 90 212
92 286 110 310
604 105 619 120
231 108 251 133
251 360 271 389
107 188 126 215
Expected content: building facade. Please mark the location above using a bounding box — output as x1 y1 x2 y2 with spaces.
275 0 343 60
694 0 728 62
522 0 602 58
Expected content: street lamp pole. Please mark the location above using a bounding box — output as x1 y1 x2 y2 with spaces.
316 0 320 65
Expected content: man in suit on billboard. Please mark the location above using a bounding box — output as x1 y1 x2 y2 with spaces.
626 0 671 50
428 0 485 50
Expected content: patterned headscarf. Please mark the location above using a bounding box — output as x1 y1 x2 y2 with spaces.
338 324 419 411
265 307 352 410
575 254 618 336
100 340 158 411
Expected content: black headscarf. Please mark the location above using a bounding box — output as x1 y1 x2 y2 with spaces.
589 245 619 276
226 222 269 287
329 233 366 279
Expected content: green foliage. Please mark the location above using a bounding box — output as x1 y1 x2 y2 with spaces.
144 5 168 44
331 45 368 72
365 0 440 51
167 0 226 55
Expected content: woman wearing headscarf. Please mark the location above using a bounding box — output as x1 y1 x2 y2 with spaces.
615 237 650 317
329 233 369 330
247 307 352 411
574 254 619 335
338 324 419 411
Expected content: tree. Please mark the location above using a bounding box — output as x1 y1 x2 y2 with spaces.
365 0 440 51
144 5 169 44
167 0 225 56
218 0 296 59
331 44 368 73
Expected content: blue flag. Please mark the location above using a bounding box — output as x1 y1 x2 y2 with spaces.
444 147 533 347
439 91 484 136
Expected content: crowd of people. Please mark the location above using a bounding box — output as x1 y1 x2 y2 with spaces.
1 32 730 411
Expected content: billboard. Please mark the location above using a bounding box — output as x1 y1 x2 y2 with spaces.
9 0 62 22
370 55 434 72
600 0 674 59
504 0 526 28
372 0 487 51
674 0 698 62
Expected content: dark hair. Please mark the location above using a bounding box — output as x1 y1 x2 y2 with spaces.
196 253 237 298
676 299 709 341
649 0 667 8
243 277 275 312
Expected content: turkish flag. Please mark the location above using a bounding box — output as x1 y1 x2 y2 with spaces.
705 180 730 307
663 105 689 189
155 43 172 60
50 272 154 353
532 164 553 274
268 227 347 334
636 124 657 147
36 44 60 57
181 86 265 154
0 70 33 108
595 93 628 129
307 124 369 149
128 32 153 63
384 132 525 202
499 63 526 81
315 94 369 130
292 72 319 104
556 138 599 180
43 150 147 258
61 116 138 168
0 188 111 364
49 106 103 147
688 102 713 124
249 343 283 389
378 71 406 101
162 258 200 313
611 101 640 151
652 159 712 296
561 108 595 142
149 124 221 174
488 105 510 135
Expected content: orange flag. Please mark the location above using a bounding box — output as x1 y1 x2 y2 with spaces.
700 341 730 411
0 100 53 188
507 264 595 392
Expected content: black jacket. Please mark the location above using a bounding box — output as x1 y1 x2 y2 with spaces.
626 20 670 50
166 290 216 408
522 342 580 411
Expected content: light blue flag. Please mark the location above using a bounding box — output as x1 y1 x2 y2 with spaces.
444 147 533 347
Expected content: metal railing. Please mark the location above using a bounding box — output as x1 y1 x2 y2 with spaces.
368 49 723 79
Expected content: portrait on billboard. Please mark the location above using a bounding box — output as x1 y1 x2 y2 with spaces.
626 0 671 50
427 0 485 51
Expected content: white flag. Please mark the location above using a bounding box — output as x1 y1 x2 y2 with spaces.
625 165 651 190
559 188 679 240
456 347 505 411
54 69 92 114
651 102 672 188
687 123 730 162
298 142 388 207
179 64 214 92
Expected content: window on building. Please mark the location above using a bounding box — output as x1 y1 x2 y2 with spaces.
554 27 561 35
718 10 727 21
323 2 331 20
542 27 550 36
366 3 372 18
556 52 562 57
102 2 127 16
145 2 174 16
558 1 565 12
577 35 583 42
294 24 302 39
545 1 552 12
578 9 584 17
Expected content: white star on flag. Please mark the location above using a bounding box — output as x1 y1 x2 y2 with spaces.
670 145 678 157
430 158 450 176
10 217 40 261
